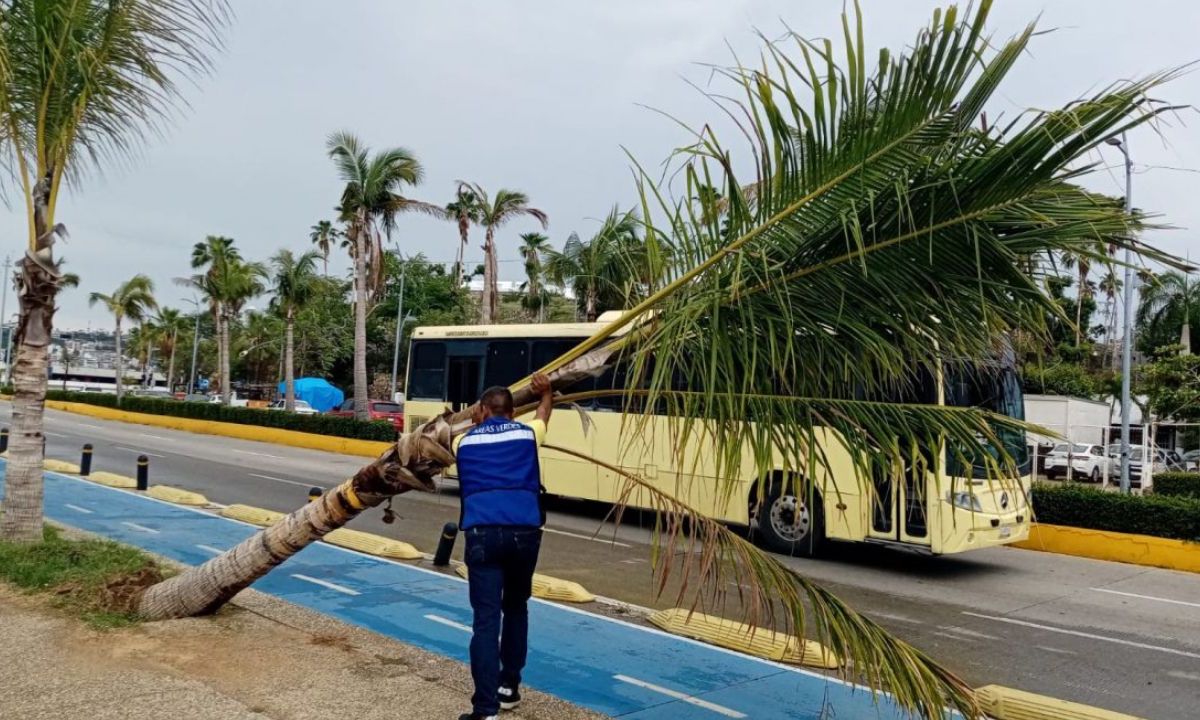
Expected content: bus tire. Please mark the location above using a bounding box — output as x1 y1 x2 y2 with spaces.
755 479 825 558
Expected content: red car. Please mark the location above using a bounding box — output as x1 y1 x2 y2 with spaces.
328 399 405 431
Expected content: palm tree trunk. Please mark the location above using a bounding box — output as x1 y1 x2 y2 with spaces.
220 311 231 404
586 289 598 323
114 319 124 402
1 180 60 543
1074 270 1084 346
284 311 296 412
353 220 369 420
481 227 497 324
135 342 617 618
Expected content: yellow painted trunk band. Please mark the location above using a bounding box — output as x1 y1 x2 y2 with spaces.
340 482 365 510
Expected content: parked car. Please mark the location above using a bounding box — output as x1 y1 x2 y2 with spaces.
1044 443 1109 482
266 399 318 415
1182 449 1200 472
328 399 404 431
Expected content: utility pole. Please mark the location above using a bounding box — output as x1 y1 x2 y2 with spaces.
390 259 406 400
1107 133 1135 494
185 297 201 395
0 255 9 385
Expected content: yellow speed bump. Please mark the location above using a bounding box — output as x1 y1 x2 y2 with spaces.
975 685 1145 720
648 608 840 669
219 504 285 527
147 485 209 507
454 564 595 603
43 459 81 474
323 528 422 560
85 471 137 489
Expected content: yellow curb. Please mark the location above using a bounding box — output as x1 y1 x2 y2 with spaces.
454 564 595 603
975 684 1144 720
220 504 285 527
1012 523 1200 574
146 485 209 507
84 471 137 489
45 400 394 458
42 459 81 474
647 608 840 668
323 528 422 560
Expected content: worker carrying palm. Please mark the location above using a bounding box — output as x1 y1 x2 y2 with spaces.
455 372 554 720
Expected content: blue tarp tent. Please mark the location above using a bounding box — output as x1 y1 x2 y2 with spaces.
278 378 344 413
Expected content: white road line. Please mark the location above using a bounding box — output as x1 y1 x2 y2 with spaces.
933 631 973 643
1091 587 1200 609
43 431 69 438
542 526 631 548
613 675 746 718
196 544 225 555
871 612 924 625
963 612 1200 659
424 614 472 633
1168 670 1200 682
936 625 999 641
78 423 104 430
1035 645 1076 656
291 574 360 596
120 521 159 534
64 504 93 514
248 473 319 489
114 446 166 458
234 448 283 459
139 433 168 440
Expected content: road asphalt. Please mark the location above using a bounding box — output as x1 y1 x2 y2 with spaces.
7 405 1199 719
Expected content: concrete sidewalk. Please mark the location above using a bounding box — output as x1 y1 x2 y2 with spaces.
0 583 600 720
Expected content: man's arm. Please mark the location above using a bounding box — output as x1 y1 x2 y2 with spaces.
531 372 553 425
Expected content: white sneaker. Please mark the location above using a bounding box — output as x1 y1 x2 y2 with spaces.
498 686 521 710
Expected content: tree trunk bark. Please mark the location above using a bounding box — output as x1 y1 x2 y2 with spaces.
353 220 369 421
455 223 468 287
135 342 618 618
586 290 598 323
115 319 124 402
284 311 295 412
0 182 60 543
220 311 231 405
481 227 497 324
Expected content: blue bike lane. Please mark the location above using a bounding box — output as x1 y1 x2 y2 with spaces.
0 463 917 719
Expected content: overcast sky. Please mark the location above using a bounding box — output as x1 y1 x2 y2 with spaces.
5 0 1198 329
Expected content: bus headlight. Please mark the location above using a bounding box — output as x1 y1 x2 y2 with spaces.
948 491 982 512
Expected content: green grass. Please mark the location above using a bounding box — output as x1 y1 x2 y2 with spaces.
0 525 170 628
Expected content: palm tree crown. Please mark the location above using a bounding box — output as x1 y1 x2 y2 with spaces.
269 250 321 319
459 183 548 323
309 220 341 276
89 275 157 401
544 208 643 322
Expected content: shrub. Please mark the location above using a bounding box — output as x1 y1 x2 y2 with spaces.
1032 482 1200 542
1021 362 1101 399
44 390 397 442
1154 472 1200 500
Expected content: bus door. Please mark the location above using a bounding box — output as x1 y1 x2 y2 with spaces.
866 370 935 548
446 341 485 412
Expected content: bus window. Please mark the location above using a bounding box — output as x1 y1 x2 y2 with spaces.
531 340 596 398
945 367 1030 478
408 342 446 400
483 341 530 389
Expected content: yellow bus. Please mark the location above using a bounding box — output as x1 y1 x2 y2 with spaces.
404 312 1031 556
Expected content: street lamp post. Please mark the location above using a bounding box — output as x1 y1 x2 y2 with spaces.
1107 133 1136 494
390 261 407 400
183 297 202 395
0 255 9 384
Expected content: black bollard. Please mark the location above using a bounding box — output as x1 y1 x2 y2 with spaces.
80 444 93 476
307 486 322 503
136 455 149 491
433 522 458 567
0 427 8 454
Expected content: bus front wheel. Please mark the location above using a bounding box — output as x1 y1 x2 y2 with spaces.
755 481 825 558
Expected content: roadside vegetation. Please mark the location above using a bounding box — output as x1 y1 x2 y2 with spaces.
0 525 168 629
1033 482 1200 542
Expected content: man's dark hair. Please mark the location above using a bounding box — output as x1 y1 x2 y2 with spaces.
480 385 514 416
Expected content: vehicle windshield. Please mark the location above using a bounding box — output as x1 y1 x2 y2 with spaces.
945 366 1029 478
373 402 402 414
1052 443 1068 454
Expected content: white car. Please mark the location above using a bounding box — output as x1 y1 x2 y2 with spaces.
266 399 318 415
1044 443 1109 482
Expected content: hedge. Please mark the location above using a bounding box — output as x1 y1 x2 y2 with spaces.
1032 482 1200 542
1154 472 1200 500
43 390 398 442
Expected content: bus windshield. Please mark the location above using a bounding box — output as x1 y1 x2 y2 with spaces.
945 366 1029 478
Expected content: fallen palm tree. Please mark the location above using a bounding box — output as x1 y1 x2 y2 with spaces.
135 3 1187 718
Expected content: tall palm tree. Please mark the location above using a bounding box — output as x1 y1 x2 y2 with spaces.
309 220 340 276
154 308 188 392
544 208 643 322
447 184 481 286
88 276 157 402
1138 270 1199 354
137 6 1186 718
189 236 241 404
1098 269 1123 368
1060 251 1095 346
327 131 442 420
269 250 321 411
0 1 229 542
518 232 551 321
218 258 266 400
460 184 548 324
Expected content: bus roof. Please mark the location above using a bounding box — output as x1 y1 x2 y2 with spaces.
411 311 636 340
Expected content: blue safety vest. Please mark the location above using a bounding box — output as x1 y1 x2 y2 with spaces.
456 416 543 529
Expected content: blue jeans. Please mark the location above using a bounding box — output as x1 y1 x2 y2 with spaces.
465 525 542 716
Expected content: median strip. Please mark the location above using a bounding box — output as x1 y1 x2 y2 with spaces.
974 684 1145 720
146 485 210 507
42 459 81 474
454 563 595 603
219 504 285 526
323 528 422 560
84 471 137 489
647 608 839 669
